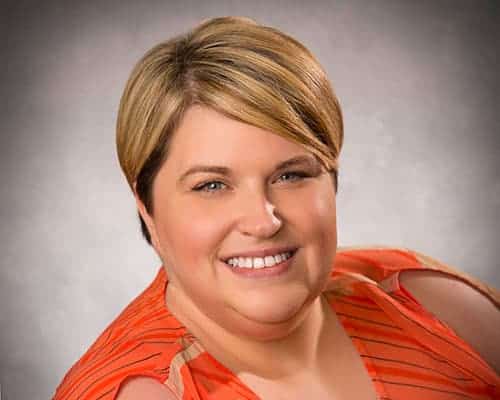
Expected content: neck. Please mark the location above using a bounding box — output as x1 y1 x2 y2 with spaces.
166 282 335 380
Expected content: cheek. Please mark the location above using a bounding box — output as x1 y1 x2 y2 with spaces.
314 188 337 238
313 185 337 251
156 202 227 268
284 182 337 237
294 182 337 273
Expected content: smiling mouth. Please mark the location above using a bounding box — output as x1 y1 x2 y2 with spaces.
222 249 298 278
224 249 297 269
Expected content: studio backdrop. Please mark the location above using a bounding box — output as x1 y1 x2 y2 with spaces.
1 1 499 399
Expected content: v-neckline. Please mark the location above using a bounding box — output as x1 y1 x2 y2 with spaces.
227 293 381 399
161 270 383 399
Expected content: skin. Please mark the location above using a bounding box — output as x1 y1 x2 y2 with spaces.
133 105 382 399
122 105 498 399
400 270 500 374
117 272 500 400
137 105 339 372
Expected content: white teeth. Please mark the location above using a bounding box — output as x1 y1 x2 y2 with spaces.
264 256 276 267
253 258 265 268
226 251 294 269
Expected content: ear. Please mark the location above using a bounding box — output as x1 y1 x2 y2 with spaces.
133 182 162 254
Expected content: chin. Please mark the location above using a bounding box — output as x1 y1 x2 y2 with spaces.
228 312 306 342
225 291 315 341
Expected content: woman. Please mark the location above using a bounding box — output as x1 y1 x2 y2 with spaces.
53 17 499 399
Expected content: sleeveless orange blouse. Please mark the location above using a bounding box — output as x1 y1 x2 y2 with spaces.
53 247 500 399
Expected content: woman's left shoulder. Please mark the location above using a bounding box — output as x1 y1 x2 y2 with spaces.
399 265 500 375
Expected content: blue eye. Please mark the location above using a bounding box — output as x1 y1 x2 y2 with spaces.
277 171 309 182
193 171 309 194
193 181 227 193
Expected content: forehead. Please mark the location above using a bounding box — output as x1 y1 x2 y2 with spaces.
166 106 311 169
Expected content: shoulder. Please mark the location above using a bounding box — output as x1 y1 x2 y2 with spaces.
335 246 500 374
336 246 499 304
335 246 427 281
53 268 185 400
116 377 177 400
400 266 500 374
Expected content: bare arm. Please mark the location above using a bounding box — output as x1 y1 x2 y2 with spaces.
116 377 178 400
400 269 500 374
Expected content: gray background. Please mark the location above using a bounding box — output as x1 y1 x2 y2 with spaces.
1 1 499 399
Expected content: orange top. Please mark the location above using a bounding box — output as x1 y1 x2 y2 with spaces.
53 247 500 399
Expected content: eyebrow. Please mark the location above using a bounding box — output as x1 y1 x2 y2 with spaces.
177 155 321 185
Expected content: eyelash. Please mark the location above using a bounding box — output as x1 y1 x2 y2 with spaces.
192 171 311 193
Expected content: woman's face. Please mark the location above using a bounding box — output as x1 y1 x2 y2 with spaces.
139 105 337 340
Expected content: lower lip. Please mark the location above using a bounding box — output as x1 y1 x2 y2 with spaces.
222 250 298 279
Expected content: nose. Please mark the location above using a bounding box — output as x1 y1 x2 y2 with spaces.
236 189 283 238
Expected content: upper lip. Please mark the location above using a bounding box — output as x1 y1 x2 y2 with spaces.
220 246 298 262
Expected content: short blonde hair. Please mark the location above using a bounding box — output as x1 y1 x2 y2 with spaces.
116 16 343 243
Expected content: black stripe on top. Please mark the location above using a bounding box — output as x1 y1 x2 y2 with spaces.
372 378 475 399
360 354 475 381
336 312 402 330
